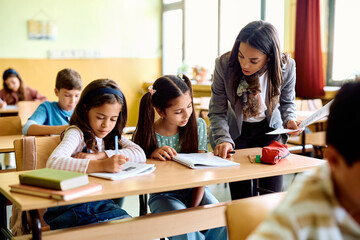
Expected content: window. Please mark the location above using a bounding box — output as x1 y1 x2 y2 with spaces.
162 8 183 75
184 0 218 73
327 0 360 84
219 0 261 55
162 0 285 77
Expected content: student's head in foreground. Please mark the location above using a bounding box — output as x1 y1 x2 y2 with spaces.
325 81 360 211
70 79 127 152
55 68 83 111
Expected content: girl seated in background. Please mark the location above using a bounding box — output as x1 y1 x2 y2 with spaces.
133 74 228 240
0 68 47 107
44 79 146 230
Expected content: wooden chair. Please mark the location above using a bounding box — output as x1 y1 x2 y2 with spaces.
11 135 61 235
289 98 327 157
18 101 42 126
295 98 323 112
0 116 22 136
0 116 22 169
226 192 285 240
13 135 61 171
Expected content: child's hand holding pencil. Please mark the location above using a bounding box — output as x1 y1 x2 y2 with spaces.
0 98 7 108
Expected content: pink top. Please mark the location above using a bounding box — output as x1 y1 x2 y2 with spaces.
0 86 47 105
47 126 146 173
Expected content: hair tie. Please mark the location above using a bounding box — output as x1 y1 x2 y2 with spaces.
148 85 156 95
86 87 124 101
178 73 184 81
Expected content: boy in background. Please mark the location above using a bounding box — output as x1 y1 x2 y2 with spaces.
23 68 82 136
247 81 360 239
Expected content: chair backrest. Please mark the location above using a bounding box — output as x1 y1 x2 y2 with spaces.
0 116 22 136
226 192 285 240
13 135 61 171
12 135 61 234
17 101 42 126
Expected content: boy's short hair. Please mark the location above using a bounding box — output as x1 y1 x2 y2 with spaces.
326 81 360 166
55 68 83 90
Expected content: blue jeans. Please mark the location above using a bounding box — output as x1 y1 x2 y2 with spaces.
149 187 228 240
43 200 131 230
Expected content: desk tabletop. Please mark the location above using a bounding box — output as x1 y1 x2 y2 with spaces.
0 148 325 211
0 135 23 153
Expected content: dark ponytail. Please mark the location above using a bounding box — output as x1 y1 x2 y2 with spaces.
133 74 198 157
133 92 158 157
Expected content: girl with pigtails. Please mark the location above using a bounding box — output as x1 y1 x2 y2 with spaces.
133 74 228 240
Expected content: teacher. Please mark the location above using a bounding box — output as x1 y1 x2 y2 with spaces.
208 20 301 200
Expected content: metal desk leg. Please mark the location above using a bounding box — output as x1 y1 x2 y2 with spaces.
250 179 254 196
255 178 276 195
0 193 7 240
22 212 30 234
29 210 41 240
0 193 12 240
302 131 306 155
139 194 148 216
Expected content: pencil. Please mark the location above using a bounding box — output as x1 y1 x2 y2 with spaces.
248 155 253 164
115 135 118 154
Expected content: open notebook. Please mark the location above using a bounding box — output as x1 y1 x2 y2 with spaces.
89 162 155 180
172 153 239 169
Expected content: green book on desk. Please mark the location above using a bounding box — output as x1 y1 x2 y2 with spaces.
19 168 89 190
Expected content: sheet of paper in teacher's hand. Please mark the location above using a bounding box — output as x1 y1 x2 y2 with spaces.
266 128 305 135
267 99 333 135
298 99 333 128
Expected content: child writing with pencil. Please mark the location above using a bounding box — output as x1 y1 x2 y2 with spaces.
0 68 46 107
43 79 146 230
133 74 228 240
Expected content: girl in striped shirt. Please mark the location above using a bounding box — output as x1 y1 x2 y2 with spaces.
44 79 146 230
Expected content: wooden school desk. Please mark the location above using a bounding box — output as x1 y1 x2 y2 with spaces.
0 135 23 153
0 148 325 240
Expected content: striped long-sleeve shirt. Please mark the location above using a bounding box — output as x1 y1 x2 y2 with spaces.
47 126 146 173
247 164 360 240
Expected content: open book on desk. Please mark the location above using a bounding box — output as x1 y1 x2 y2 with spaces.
267 99 333 135
89 162 156 181
172 153 239 169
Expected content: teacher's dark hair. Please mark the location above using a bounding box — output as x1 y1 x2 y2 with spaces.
227 20 289 115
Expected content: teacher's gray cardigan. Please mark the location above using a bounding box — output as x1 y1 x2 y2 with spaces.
208 53 297 148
